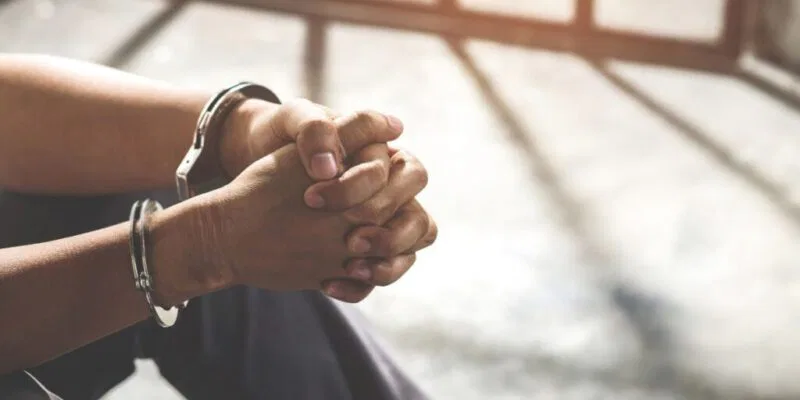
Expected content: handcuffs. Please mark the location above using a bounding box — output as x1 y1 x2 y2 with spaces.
133 82 281 328
176 82 281 200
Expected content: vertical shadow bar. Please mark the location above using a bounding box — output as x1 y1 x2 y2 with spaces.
445 38 593 254
304 16 328 103
719 0 746 58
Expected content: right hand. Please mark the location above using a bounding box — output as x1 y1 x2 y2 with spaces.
196 143 352 291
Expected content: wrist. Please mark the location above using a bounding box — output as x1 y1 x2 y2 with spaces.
219 98 281 178
147 200 235 306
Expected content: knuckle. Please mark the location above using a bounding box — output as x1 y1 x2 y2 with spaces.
404 253 418 270
343 204 381 225
339 172 387 209
359 142 389 154
372 198 397 223
364 161 390 186
407 160 429 189
352 110 385 133
298 118 336 139
428 224 439 244
372 233 399 257
344 198 393 225
414 212 432 237
384 240 406 258
333 186 367 209
423 220 438 247
269 105 291 130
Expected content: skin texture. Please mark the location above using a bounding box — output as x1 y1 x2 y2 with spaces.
0 54 438 374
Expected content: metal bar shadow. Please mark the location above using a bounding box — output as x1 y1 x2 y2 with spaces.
443 38 729 400
588 58 800 228
443 38 591 253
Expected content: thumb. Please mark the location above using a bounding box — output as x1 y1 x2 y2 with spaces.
269 100 404 181
270 99 344 181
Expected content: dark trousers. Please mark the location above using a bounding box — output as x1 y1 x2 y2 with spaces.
0 190 425 400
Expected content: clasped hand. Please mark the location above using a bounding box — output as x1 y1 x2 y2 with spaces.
174 99 437 303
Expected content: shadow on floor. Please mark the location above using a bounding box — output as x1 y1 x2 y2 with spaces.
443 37 742 400
588 59 800 228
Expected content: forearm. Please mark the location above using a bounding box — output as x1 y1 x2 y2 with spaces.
0 54 210 194
0 202 217 374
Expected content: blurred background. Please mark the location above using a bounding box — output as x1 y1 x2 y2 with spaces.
3 0 800 399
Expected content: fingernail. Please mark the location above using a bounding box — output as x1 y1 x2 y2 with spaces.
350 266 372 280
311 152 338 180
351 237 371 254
304 191 325 208
386 115 404 134
324 282 344 298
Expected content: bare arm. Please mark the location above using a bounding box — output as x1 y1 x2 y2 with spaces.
0 53 216 194
0 201 212 374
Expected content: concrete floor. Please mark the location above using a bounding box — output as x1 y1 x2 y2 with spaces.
2 1 800 399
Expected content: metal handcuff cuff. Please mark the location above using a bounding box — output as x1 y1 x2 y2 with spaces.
129 82 281 328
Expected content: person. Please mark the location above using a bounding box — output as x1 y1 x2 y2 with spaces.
0 54 437 399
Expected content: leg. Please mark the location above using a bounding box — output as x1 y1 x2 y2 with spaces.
26 328 138 400
307 293 428 400
145 287 428 400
